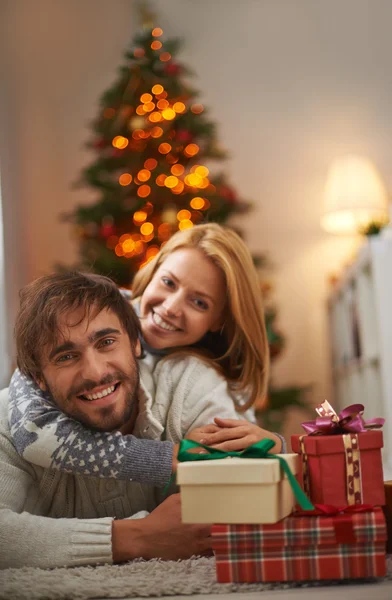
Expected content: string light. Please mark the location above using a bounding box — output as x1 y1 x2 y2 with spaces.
140 222 154 236
184 143 199 157
160 52 171 62
144 158 158 170
190 197 205 210
137 169 151 182
191 104 204 114
146 245 159 259
137 185 151 198
151 41 162 50
119 233 131 244
119 173 132 186
112 136 129 149
152 28 163 37
179 219 193 231
164 176 179 189
173 102 186 114
152 84 164 95
172 181 185 194
171 164 185 176
151 126 163 138
185 173 202 187
136 105 145 115
158 222 172 241
143 102 155 113
156 174 167 186
140 93 152 103
134 48 145 58
148 112 162 122
177 209 191 221
195 166 209 177
162 108 176 120
157 99 169 110
158 142 171 154
133 211 147 224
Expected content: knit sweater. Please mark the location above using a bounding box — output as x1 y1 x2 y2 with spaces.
1 354 264 569
8 349 259 488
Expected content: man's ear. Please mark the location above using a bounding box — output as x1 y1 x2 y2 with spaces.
34 375 47 392
134 339 142 358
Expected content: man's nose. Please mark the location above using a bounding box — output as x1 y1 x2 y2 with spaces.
79 351 107 383
162 292 183 316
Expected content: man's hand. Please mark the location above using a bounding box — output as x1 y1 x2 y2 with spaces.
193 418 283 453
112 494 212 562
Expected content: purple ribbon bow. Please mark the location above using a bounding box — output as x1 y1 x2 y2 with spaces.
301 400 384 435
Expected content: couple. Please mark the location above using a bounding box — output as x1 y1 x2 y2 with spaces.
0 223 285 569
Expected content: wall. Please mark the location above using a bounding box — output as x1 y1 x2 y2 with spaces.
2 0 392 427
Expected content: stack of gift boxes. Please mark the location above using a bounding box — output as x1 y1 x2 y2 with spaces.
177 401 389 584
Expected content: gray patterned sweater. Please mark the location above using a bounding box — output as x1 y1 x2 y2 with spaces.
8 352 271 490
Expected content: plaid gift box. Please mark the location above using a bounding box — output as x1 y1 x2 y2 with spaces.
211 507 387 583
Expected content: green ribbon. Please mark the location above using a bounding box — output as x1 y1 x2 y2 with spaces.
168 438 314 511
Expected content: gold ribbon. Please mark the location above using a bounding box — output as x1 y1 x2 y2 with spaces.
299 433 363 505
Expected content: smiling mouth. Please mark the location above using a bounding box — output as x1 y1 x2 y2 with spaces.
152 311 180 332
78 382 120 402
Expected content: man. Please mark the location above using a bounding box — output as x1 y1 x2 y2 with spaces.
0 272 213 568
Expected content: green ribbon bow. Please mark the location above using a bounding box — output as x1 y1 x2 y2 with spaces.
169 437 314 511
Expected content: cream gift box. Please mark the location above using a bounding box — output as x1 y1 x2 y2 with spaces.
177 454 299 524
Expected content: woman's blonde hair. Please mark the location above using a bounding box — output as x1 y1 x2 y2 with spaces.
132 223 270 411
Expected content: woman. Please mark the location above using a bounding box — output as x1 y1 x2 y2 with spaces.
9 224 283 486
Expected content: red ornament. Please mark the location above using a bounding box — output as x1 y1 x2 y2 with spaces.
100 224 115 238
219 185 237 204
175 129 192 143
164 62 181 76
111 148 124 158
93 137 107 149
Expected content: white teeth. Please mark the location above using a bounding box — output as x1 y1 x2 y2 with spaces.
84 385 115 401
152 312 177 331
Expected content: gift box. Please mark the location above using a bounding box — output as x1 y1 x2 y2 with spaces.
291 431 385 506
177 453 300 524
383 480 392 553
291 400 385 507
211 506 387 583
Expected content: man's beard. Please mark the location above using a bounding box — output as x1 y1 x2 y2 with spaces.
45 367 140 432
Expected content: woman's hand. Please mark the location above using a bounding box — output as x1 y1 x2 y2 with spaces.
194 418 283 453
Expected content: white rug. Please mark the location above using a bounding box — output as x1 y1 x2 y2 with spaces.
1 556 391 600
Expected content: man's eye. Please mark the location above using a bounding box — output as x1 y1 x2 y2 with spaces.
57 354 74 363
162 277 175 288
99 338 115 348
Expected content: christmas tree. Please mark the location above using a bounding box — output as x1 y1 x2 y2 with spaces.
66 19 250 286
65 10 309 430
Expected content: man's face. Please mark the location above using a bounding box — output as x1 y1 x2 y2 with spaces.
37 306 140 433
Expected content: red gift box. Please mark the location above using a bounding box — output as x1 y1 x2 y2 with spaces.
291 431 385 506
211 507 387 583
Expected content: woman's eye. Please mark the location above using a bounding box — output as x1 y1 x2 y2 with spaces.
193 298 208 310
162 277 175 288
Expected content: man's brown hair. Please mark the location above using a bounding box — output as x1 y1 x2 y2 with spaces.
15 271 141 380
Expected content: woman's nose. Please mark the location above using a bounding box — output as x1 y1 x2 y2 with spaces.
162 292 182 316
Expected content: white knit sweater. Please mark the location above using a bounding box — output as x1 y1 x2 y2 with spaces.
0 355 254 569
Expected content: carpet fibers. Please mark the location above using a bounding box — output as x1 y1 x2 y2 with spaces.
1 556 391 600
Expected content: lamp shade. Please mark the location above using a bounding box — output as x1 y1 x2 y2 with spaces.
321 155 389 234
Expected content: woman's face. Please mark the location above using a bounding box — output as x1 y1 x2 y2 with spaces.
139 247 226 350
